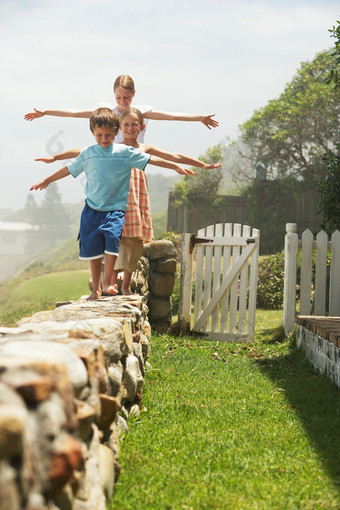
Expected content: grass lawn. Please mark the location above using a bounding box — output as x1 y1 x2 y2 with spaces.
0 269 90 326
111 310 340 510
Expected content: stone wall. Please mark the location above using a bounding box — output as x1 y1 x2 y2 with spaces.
0 294 151 510
0 239 177 509
296 316 340 389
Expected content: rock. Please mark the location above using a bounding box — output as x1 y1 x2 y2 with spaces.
148 240 177 260
147 297 172 321
123 355 144 402
98 444 115 501
107 363 123 397
0 461 20 510
97 395 120 430
153 258 177 273
149 271 175 297
0 340 88 395
0 404 27 458
46 433 83 496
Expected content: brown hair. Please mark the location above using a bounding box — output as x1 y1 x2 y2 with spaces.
89 108 119 134
119 107 144 127
113 75 135 93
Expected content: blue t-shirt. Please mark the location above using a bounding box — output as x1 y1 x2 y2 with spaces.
67 143 151 212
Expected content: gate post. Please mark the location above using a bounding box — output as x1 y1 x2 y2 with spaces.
178 233 193 334
283 223 298 336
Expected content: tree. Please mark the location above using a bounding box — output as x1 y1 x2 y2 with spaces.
38 183 72 250
231 49 340 185
24 194 40 254
172 144 224 210
326 20 340 88
317 21 340 234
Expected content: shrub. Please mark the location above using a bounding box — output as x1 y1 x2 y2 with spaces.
257 252 285 309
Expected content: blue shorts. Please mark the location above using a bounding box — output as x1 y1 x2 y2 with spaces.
79 203 125 260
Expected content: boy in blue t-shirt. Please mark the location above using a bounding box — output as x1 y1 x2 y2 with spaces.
30 107 194 300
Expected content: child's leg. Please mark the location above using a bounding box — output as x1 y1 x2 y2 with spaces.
121 271 133 295
114 237 143 295
88 257 103 300
102 253 118 295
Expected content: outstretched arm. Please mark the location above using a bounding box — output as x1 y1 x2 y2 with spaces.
148 155 195 176
24 108 93 121
144 110 219 130
145 144 222 169
30 167 70 191
35 148 83 163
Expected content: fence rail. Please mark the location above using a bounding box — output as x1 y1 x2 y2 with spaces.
283 223 340 335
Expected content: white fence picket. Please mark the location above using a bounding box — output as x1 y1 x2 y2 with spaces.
314 230 328 316
299 229 313 315
211 223 223 332
219 223 232 332
229 223 241 334
238 225 251 333
248 228 260 335
194 227 205 326
329 231 340 316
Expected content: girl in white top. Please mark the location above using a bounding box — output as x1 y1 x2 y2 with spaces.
24 74 219 139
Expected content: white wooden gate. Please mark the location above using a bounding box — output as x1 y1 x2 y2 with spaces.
178 223 260 341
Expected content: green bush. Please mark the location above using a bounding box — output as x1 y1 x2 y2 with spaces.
257 252 285 309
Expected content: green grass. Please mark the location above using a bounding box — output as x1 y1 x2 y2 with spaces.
111 310 340 510
0 269 90 326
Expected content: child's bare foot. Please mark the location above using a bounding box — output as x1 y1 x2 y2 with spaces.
87 290 101 300
102 284 118 296
121 287 134 296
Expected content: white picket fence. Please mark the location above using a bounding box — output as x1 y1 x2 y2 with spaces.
283 223 340 335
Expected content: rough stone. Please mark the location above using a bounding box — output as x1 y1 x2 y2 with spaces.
0 461 20 510
153 258 177 273
0 340 88 394
147 297 172 321
107 363 123 397
0 404 27 457
97 394 120 430
148 240 177 260
47 433 83 496
124 354 144 402
98 444 115 501
149 271 175 297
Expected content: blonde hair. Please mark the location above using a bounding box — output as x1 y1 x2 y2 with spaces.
119 107 144 128
113 75 135 93
89 107 119 133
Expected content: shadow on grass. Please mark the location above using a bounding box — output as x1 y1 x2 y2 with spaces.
254 338 340 490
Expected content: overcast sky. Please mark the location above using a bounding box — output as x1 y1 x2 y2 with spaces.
0 0 338 211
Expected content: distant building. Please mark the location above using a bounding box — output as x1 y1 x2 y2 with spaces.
0 222 36 256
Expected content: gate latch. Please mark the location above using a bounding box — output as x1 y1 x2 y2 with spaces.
190 234 213 253
246 238 255 244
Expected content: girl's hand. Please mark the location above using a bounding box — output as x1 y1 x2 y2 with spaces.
175 167 196 176
35 156 55 164
30 180 48 191
201 114 219 129
24 108 44 121
203 163 222 169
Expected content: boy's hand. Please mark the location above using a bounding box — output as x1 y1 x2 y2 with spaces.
175 167 196 176
30 180 49 191
201 114 219 129
35 156 55 163
24 108 44 121
203 163 222 169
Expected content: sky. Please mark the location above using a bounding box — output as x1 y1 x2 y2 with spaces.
0 0 339 211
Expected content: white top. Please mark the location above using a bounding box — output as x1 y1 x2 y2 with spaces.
99 103 153 143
